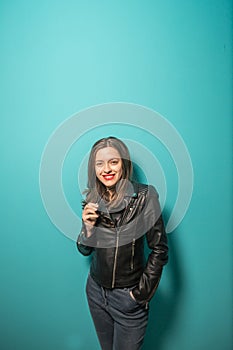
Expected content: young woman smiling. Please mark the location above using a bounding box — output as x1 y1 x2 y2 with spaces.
77 137 168 350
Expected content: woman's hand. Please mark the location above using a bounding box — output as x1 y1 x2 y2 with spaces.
82 203 99 227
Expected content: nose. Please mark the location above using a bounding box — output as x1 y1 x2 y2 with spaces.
103 162 111 173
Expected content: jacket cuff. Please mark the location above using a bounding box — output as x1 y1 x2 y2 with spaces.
76 222 95 256
131 267 163 304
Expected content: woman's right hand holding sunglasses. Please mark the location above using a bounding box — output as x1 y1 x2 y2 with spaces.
82 203 99 227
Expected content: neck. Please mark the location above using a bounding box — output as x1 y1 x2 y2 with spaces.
106 187 115 201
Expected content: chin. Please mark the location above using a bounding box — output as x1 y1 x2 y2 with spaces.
104 181 117 187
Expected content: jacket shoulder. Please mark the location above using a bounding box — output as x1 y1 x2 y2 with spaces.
134 183 148 194
133 183 159 198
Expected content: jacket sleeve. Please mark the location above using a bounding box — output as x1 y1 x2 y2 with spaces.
132 186 168 304
76 221 94 256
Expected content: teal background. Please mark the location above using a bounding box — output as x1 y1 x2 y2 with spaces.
1 1 232 350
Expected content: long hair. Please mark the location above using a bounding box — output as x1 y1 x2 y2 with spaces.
84 137 133 208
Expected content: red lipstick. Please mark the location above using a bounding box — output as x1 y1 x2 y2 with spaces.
102 174 115 181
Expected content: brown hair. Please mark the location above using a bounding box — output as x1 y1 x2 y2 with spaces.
84 137 133 208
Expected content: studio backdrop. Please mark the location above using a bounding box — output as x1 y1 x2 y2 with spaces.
1 1 232 350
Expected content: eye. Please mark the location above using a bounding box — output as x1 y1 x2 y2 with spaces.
95 161 103 167
110 159 119 165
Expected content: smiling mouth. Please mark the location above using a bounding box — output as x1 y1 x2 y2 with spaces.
102 174 115 181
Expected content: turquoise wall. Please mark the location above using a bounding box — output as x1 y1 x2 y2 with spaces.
1 1 232 349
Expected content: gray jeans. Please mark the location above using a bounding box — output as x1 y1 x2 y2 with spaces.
86 274 149 350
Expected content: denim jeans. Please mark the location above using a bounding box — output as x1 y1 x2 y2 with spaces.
86 274 149 350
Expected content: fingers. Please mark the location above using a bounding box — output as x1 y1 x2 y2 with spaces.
85 203 98 210
82 202 99 226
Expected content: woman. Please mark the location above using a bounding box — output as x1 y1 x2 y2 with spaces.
77 136 168 350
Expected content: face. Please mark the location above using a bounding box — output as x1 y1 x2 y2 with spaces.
95 147 123 188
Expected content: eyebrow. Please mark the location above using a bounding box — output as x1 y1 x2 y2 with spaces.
95 157 120 162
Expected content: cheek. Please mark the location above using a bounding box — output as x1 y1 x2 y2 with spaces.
116 166 123 176
95 168 101 177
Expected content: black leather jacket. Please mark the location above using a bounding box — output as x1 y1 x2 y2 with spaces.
77 183 168 306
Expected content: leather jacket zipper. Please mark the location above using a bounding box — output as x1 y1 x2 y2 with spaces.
130 238 135 270
111 200 133 288
104 204 118 289
111 234 119 288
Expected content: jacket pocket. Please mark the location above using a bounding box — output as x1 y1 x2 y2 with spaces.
130 238 136 270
